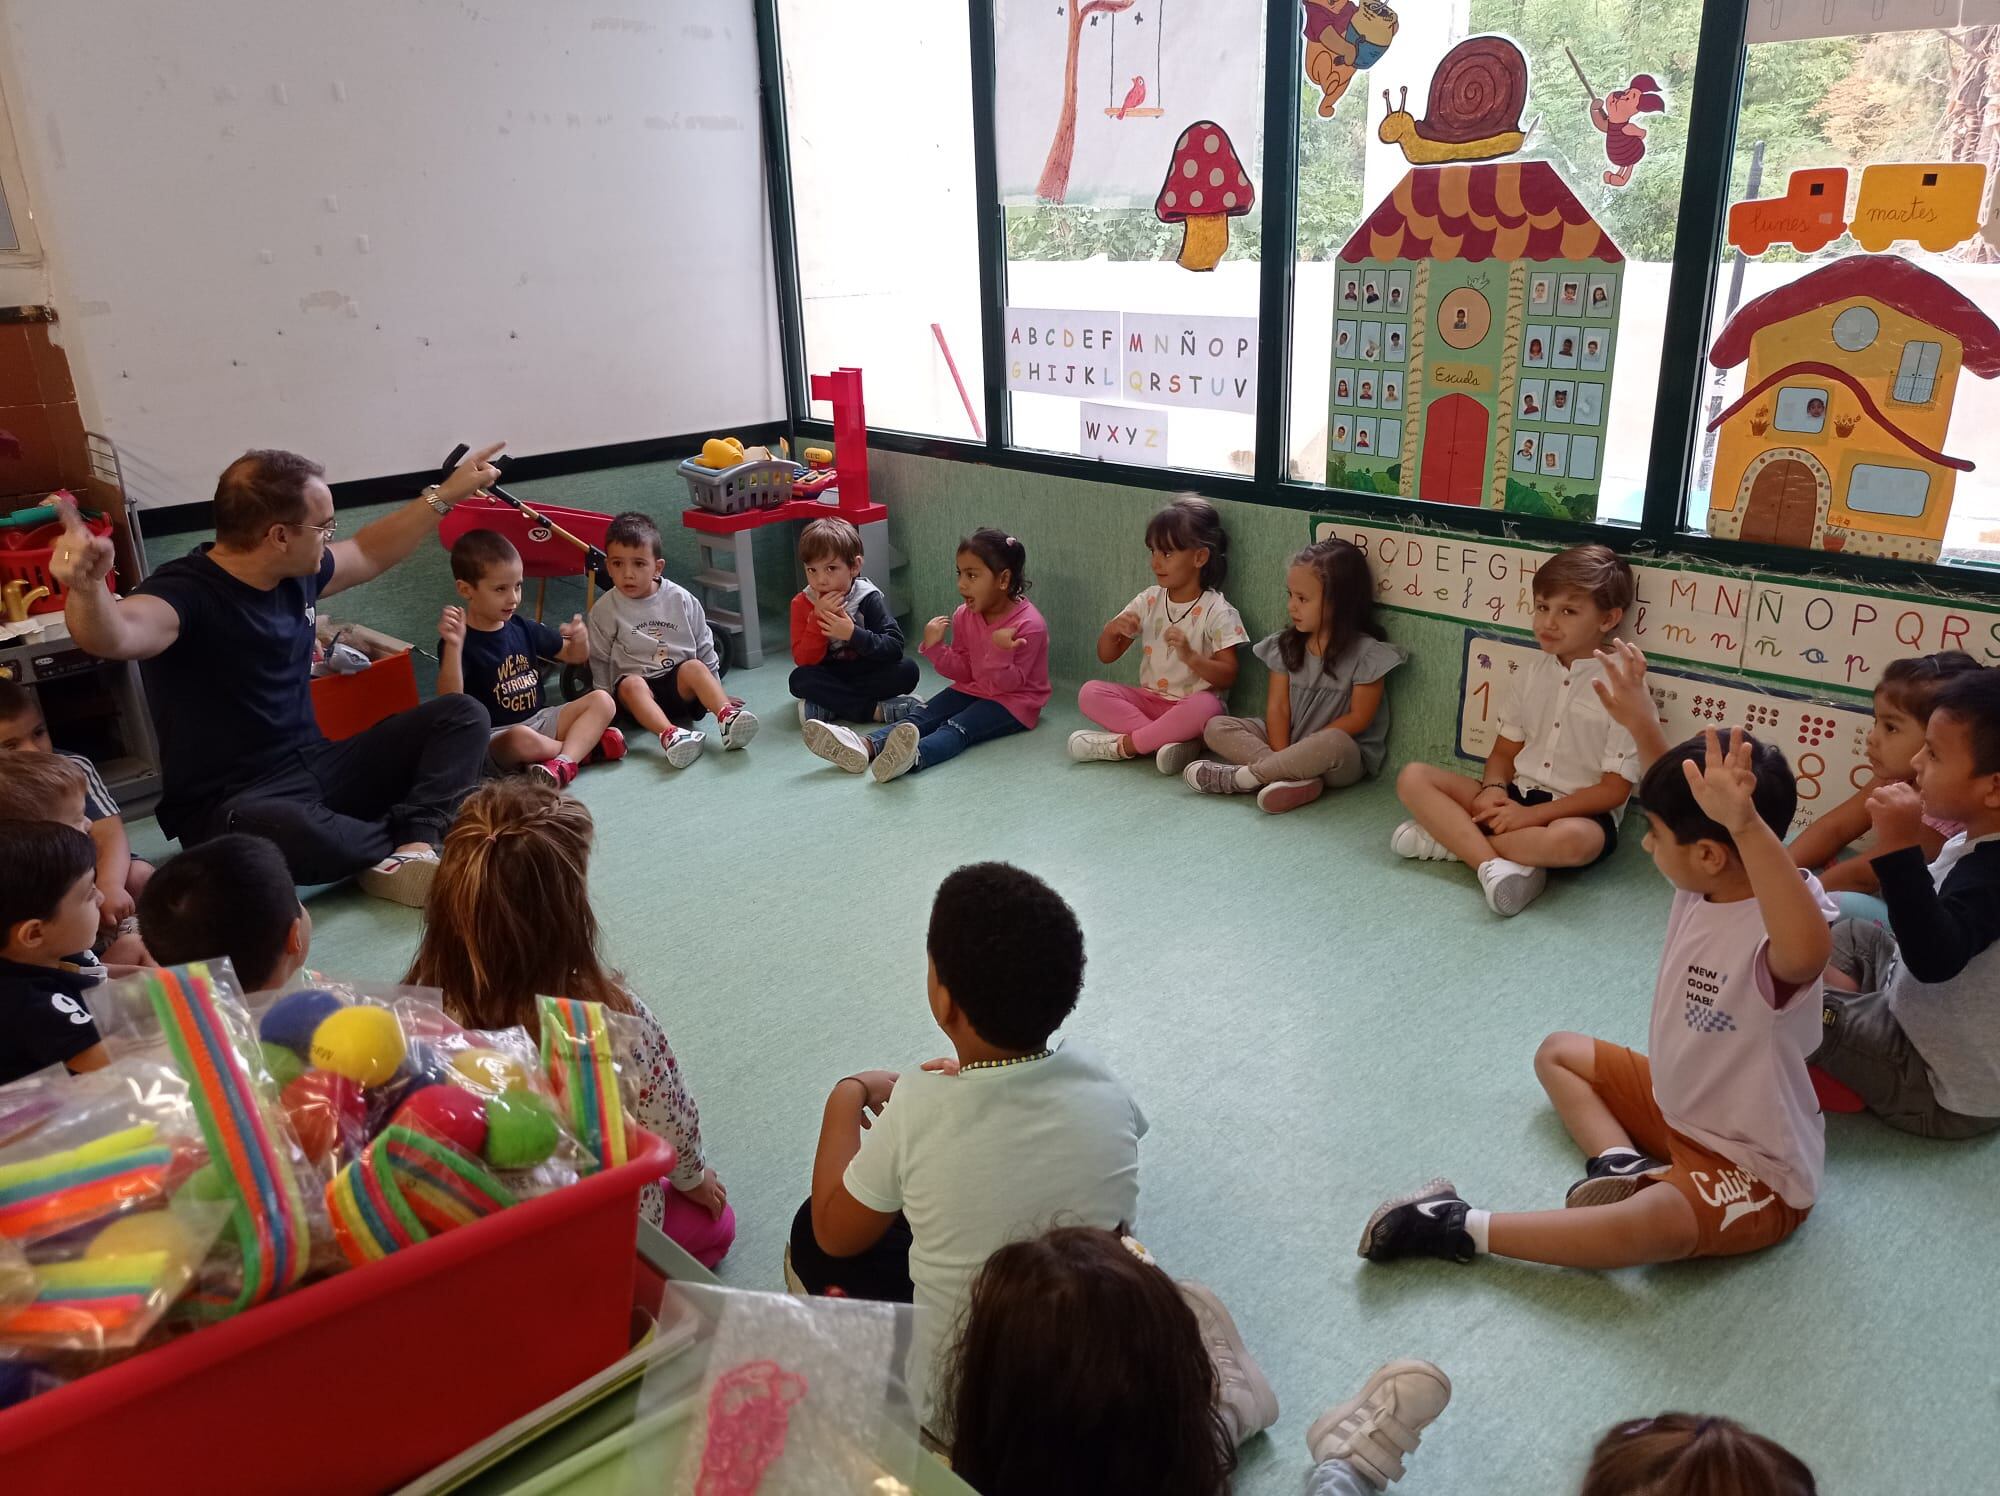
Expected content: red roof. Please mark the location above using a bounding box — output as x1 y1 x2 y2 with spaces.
1337 161 1622 266
1708 255 2000 376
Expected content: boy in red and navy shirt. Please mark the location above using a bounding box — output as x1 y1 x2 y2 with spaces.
788 517 920 727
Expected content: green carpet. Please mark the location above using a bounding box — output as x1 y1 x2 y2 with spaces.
122 648 1994 1495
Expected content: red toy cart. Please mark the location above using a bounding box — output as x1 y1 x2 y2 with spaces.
438 494 614 620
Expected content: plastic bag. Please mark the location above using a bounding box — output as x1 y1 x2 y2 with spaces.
0 1197 231 1352
537 995 652 1176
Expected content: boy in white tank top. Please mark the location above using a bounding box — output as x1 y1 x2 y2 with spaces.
1360 644 1838 1269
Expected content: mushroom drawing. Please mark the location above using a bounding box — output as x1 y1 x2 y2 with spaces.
1155 122 1254 272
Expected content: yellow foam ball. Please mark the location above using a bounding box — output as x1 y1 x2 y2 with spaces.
308 1005 407 1087
87 1213 203 1276
449 1047 528 1097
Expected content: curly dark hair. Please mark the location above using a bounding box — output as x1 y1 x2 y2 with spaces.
926 862 1083 1050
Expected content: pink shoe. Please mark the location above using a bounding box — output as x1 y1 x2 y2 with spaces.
528 757 578 789
660 1188 737 1268
586 725 627 765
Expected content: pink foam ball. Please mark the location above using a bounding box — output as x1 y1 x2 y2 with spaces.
393 1085 489 1156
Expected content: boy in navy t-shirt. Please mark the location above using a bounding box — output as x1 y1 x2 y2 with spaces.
0 819 109 1085
438 531 623 789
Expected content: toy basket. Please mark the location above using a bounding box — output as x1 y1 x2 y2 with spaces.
678 456 793 516
0 515 114 614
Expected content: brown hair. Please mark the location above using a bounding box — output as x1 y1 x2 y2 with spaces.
0 678 35 723
1580 1413 1815 1496
1277 536 1384 677
402 779 633 1030
958 528 1030 598
214 450 326 547
451 528 522 585
605 510 665 560
798 516 863 567
1534 542 1634 616
942 1227 1234 1496
1876 650 1980 721
1144 495 1230 590
0 752 87 821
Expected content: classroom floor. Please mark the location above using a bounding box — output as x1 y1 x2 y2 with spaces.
128 660 1996 1495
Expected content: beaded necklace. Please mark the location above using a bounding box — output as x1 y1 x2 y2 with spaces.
959 1048 1052 1073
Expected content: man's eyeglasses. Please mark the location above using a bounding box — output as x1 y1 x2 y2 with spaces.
292 517 338 541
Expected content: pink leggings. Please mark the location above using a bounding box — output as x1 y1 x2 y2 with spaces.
1078 681 1225 754
654 1187 738 1269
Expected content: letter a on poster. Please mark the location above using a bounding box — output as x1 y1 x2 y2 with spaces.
1121 312 1259 414
1079 401 1169 464
1004 307 1122 397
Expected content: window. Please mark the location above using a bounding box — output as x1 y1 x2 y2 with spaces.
1775 387 1828 433
1847 463 1930 518
1289 3 1701 526
1893 341 1942 405
778 0 986 438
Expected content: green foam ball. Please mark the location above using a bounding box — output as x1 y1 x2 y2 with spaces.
484 1090 559 1170
261 1041 308 1090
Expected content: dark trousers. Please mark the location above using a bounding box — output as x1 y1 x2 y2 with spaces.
787 1198 915 1302
189 695 488 884
866 688 1024 773
789 658 920 720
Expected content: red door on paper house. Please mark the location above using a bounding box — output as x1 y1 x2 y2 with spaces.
1418 394 1488 506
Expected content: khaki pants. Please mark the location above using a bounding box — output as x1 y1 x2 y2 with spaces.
1203 716 1365 788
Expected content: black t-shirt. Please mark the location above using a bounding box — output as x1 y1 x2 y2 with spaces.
0 956 101 1085
453 616 563 726
135 546 336 835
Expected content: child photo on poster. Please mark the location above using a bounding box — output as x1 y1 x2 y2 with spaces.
1530 274 1554 315
1553 325 1580 369
1547 379 1573 424
1514 433 1538 472
1386 321 1407 360
1581 333 1608 372
1361 320 1381 360
1519 379 1545 419
1525 325 1550 368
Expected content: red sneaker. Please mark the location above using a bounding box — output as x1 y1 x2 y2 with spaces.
529 756 578 789
585 726 627 765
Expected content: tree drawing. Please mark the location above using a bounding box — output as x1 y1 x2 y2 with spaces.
1037 0 1137 202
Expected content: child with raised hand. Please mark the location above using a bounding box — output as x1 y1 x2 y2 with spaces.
0 819 108 1083
788 516 922 727
0 679 149 963
1181 537 1403 815
1069 496 1246 773
1811 667 2000 1138
1361 721 1836 1271
803 529 1049 783
1788 650 1981 911
402 777 734 1264
1393 543 1639 915
438 530 622 790
1579 1413 1816 1495
137 834 312 995
588 510 757 768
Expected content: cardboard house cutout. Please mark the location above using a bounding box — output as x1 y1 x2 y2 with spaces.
1703 255 2000 563
1328 160 1623 520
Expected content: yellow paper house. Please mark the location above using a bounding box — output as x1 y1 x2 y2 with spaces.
1704 255 2000 562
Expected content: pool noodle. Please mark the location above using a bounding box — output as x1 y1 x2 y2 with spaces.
0 1146 173 1207
0 1123 158 1190
0 1164 170 1238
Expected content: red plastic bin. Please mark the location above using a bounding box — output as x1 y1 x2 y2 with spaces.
0 515 114 614
0 1131 674 1495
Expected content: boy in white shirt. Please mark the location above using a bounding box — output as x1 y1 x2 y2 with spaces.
1363 649 1836 1270
1392 543 1640 916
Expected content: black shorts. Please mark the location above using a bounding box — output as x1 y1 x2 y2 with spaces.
1509 784 1620 865
634 661 705 727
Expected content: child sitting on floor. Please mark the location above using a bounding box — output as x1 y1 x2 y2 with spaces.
0 753 121 975
1363 680 1835 1270
138 834 312 995
1811 667 2000 1138
1393 542 1638 915
1069 495 1246 773
0 679 150 963
438 530 622 789
402 777 734 1265
802 530 1049 783
1181 536 1403 815
788 516 921 727
1579 1412 1816 1495
0 820 108 1083
940 1226 1448 1495
588 510 757 767
786 862 1144 1420
1788 650 1980 916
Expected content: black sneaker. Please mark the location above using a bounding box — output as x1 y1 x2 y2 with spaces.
1357 1178 1475 1264
1564 1151 1670 1209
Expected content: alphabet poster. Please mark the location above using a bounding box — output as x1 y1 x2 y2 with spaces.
1457 632 1872 833
1079 400 1170 462
1004 306 1122 397
995 0 1263 207
1121 312 1259 413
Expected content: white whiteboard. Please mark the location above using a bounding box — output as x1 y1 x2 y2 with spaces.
2 0 783 510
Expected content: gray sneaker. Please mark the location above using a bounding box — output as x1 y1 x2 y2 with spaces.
1183 759 1249 795
802 720 870 774
1178 1281 1279 1448
1306 1359 1452 1487
1155 741 1203 776
660 728 706 768
718 705 760 750
870 721 921 782
878 694 924 724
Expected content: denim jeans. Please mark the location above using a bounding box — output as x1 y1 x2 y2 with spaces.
866 687 1024 772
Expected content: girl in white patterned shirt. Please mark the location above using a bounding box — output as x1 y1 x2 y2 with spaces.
404 777 735 1266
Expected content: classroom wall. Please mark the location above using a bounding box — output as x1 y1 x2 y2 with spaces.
0 0 783 512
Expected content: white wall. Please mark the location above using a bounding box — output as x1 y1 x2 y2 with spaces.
0 0 783 510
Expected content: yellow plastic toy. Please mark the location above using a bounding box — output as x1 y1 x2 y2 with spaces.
697 436 747 470
803 447 833 468
1850 163 1987 254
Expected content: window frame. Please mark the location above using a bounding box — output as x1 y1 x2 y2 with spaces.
756 0 2000 597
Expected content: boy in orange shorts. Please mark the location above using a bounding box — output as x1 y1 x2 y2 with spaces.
1360 644 1836 1268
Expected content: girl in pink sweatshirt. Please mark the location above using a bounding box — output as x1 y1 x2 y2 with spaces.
802 529 1050 783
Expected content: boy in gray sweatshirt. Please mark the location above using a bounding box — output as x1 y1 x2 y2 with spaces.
588 511 758 767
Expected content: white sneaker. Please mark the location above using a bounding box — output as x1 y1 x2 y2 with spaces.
1306 1358 1452 1487
718 705 759 750
802 720 870 774
1067 729 1128 763
870 721 921 783
356 849 439 908
1155 741 1203 776
1178 1281 1279 1448
1478 857 1547 917
660 727 706 768
1389 819 1458 862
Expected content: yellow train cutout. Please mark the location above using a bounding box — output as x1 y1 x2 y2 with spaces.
1728 163 1989 258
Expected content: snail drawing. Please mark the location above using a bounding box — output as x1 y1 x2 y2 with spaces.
1378 35 1531 165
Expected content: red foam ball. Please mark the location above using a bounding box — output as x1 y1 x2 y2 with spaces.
393 1084 489 1155
283 1069 365 1164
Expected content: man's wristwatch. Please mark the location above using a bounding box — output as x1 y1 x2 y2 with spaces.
421 484 452 516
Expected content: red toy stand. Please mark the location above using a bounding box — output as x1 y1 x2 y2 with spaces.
0 1132 674 1496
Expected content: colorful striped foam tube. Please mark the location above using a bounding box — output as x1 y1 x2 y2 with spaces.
536 996 628 1173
